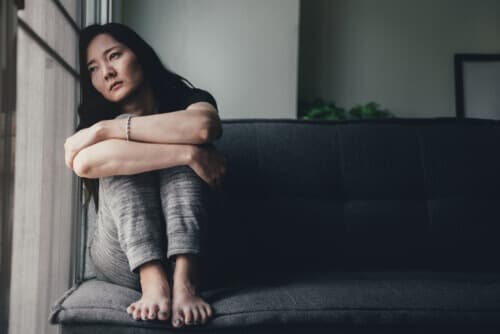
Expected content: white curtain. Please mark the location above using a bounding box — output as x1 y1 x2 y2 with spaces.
8 1 82 333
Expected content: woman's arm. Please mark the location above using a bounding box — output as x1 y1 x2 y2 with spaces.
72 138 195 179
64 103 221 171
96 102 222 145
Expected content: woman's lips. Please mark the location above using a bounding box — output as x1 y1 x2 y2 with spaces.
111 82 123 91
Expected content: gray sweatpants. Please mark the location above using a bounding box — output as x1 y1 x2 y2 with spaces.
89 113 210 292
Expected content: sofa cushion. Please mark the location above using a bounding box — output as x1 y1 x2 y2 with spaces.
50 271 500 329
80 119 500 283
195 119 500 277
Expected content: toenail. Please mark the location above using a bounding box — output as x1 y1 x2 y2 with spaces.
174 319 183 326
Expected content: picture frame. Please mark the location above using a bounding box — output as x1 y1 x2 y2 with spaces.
454 54 500 119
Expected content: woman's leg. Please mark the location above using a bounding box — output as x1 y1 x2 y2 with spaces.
89 113 172 321
90 169 167 284
90 170 173 322
159 165 208 261
90 113 214 326
158 165 213 327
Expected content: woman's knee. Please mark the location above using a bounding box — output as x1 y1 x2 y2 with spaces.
158 165 204 187
99 173 162 219
99 170 158 193
158 166 210 204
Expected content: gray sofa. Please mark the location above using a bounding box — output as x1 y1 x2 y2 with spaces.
50 118 500 333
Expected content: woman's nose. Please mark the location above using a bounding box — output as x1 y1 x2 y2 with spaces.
103 64 117 81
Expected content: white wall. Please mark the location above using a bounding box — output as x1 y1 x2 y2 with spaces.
299 0 500 118
117 0 300 119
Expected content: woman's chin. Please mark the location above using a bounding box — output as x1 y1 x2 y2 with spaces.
107 90 127 103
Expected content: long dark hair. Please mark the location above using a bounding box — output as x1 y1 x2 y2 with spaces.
77 22 195 210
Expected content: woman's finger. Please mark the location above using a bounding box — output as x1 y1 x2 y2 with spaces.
65 154 72 170
64 145 75 169
67 151 76 170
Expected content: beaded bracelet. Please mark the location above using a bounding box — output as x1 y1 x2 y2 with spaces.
126 115 132 141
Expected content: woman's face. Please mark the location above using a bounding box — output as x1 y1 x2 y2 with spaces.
86 33 144 103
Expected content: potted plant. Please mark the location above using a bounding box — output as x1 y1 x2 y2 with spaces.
298 99 394 120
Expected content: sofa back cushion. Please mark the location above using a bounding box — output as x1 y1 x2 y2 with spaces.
84 118 500 286
202 118 500 285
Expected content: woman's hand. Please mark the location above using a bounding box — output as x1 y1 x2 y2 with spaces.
189 144 227 189
64 123 104 171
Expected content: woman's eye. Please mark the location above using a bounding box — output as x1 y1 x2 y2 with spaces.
110 52 120 60
88 67 96 74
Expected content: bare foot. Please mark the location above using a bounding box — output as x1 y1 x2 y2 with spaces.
171 254 213 327
126 260 172 321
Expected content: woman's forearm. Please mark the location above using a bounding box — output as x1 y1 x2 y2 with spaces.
97 108 220 145
72 139 194 179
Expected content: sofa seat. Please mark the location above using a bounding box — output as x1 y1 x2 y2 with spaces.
50 271 500 331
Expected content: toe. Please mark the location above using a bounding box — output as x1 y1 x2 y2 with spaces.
141 307 149 321
158 302 170 321
133 307 142 321
148 304 159 320
127 303 136 315
205 304 213 318
172 308 185 328
198 306 207 324
183 307 194 325
191 307 201 325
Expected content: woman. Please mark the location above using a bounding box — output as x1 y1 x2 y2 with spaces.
63 23 226 328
